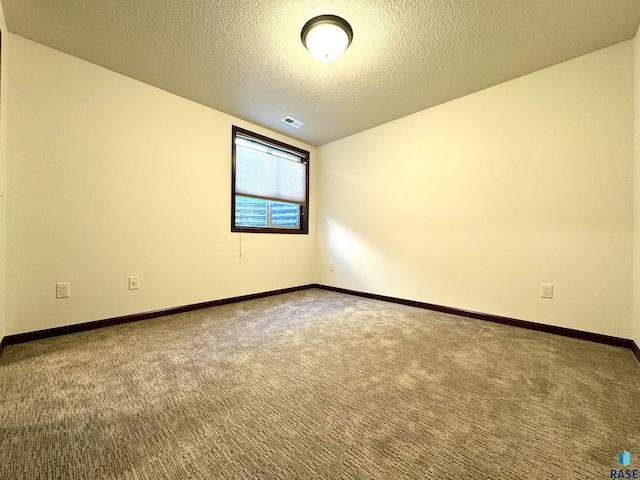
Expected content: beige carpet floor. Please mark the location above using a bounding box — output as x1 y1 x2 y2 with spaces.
0 288 638 479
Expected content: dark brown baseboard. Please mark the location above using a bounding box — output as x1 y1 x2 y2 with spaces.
0 285 315 353
632 341 640 363
1 283 638 364
313 284 639 360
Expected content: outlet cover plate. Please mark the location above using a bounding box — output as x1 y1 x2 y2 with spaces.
56 282 70 299
540 283 553 299
129 276 139 290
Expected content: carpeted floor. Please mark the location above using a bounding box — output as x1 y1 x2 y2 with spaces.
0 288 638 479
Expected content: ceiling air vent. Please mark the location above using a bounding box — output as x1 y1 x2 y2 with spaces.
281 116 305 129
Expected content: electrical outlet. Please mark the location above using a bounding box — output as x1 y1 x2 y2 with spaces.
56 282 70 299
540 283 553 299
329 263 334 272
129 276 139 290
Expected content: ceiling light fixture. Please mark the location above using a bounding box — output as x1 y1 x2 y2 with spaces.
301 15 353 63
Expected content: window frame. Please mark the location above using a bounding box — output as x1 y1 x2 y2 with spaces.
231 126 310 234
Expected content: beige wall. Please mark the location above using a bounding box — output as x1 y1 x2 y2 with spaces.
2 31 638 342
4 34 316 336
634 25 640 347
0 3 7 343
317 41 634 338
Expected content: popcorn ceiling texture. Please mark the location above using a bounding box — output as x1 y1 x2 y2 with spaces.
2 0 640 145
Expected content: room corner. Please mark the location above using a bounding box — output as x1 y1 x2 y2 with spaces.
633 23 640 351
0 0 7 353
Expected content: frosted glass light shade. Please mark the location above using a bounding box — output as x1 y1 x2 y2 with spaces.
301 15 353 63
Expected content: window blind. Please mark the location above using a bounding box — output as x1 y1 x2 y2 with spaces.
235 136 307 204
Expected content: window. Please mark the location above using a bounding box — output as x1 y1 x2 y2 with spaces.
231 126 309 234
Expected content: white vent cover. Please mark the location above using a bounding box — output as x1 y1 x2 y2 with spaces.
281 116 305 129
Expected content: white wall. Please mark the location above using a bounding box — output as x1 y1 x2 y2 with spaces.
0 3 7 344
317 41 634 339
4 34 316 336
634 25 640 347
3 31 637 341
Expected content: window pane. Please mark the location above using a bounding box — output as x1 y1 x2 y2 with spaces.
231 126 309 234
235 196 267 227
271 201 300 228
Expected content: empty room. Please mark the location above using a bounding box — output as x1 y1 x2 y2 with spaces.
1 1 639 479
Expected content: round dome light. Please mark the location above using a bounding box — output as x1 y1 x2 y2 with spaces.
301 15 353 63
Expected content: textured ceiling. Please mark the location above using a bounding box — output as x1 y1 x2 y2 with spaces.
2 0 640 146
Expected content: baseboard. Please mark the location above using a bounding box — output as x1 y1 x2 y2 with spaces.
313 284 639 359
2 283 638 364
0 284 315 355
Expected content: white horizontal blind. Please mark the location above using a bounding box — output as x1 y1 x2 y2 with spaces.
235 136 307 204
